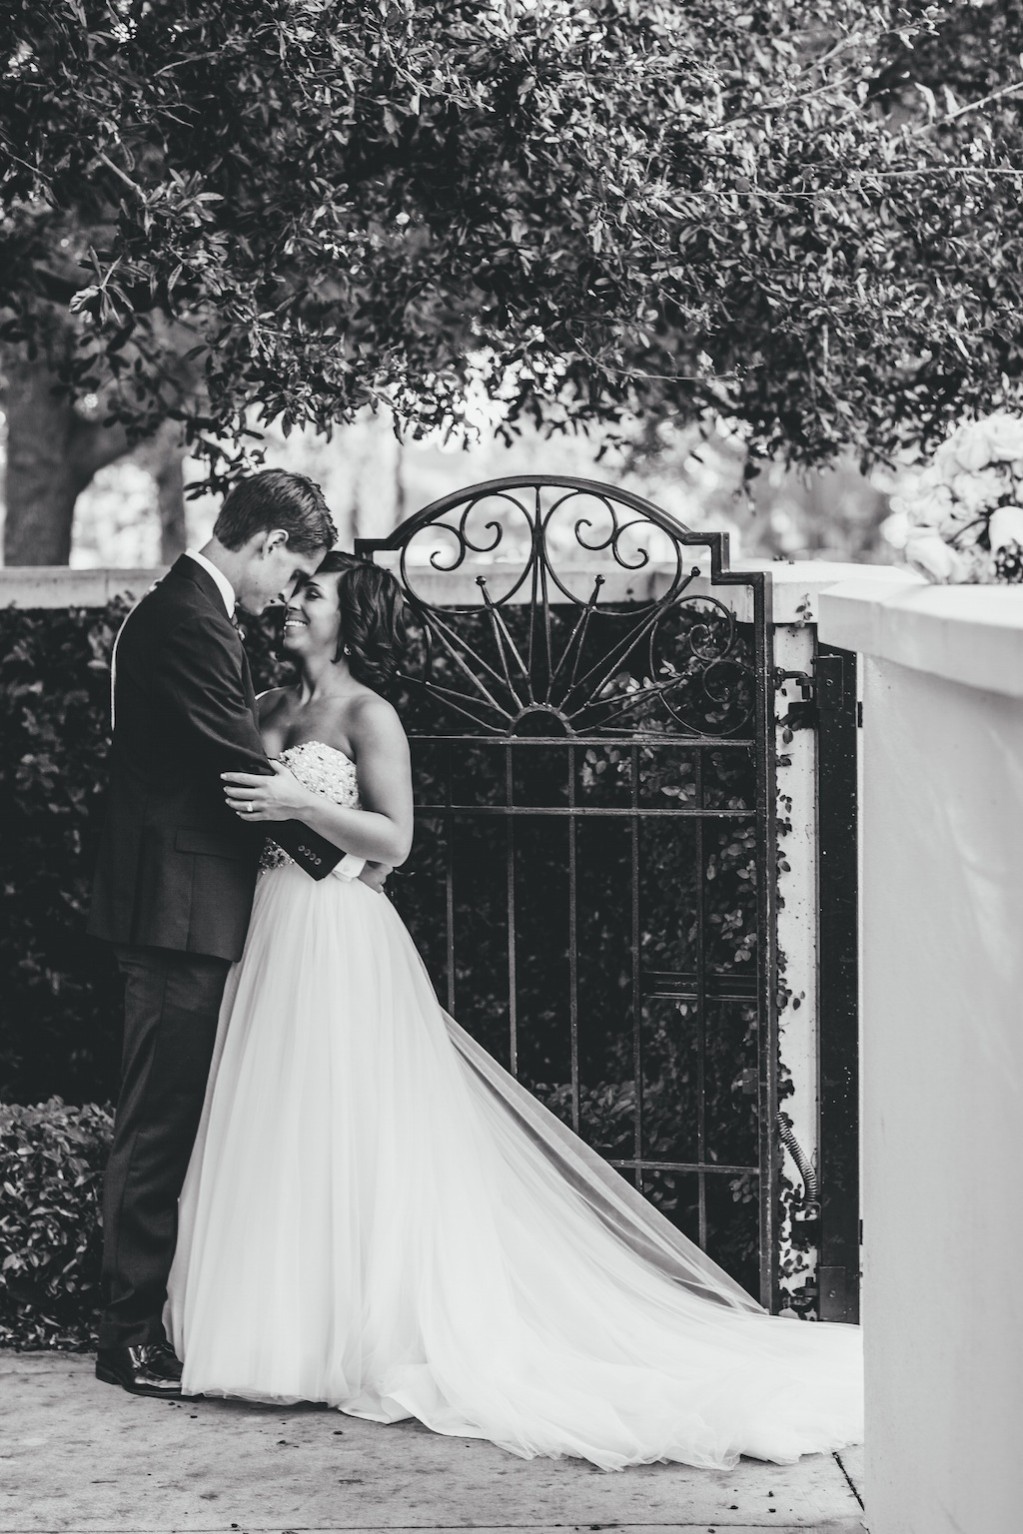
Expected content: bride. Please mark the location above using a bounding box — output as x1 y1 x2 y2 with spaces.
165 552 862 1472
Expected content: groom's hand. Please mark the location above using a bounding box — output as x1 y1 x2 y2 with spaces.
222 760 312 820
358 861 392 894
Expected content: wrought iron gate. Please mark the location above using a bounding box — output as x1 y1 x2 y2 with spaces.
358 477 780 1308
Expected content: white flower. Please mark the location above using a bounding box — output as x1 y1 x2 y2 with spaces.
950 466 1007 515
951 422 994 473
982 413 1023 463
988 504 1023 553
904 529 964 583
958 545 998 584
902 484 955 528
937 508 979 546
899 413 1023 583
880 508 910 550
931 440 962 485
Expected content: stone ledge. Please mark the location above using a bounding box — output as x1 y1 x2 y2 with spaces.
818 577 1023 700
0 558 892 624
0 566 161 609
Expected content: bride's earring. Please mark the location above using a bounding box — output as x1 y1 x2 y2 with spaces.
343 644 351 656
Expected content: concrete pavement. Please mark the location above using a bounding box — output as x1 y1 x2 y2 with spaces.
0 1354 865 1534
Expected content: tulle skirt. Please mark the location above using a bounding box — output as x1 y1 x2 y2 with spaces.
165 864 862 1470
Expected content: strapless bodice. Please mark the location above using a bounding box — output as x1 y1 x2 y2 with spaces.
259 740 359 873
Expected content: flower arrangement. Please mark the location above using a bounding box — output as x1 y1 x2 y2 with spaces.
891 413 1023 584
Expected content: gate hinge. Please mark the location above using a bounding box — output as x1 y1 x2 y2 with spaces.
773 668 817 731
818 1265 850 1321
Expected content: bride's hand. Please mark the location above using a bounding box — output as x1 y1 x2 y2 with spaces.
222 761 313 821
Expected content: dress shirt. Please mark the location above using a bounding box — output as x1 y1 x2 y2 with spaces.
184 548 237 617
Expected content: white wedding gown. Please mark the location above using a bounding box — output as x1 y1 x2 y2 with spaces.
165 741 862 1470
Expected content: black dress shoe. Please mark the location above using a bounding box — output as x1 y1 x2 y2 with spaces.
96 1343 184 1398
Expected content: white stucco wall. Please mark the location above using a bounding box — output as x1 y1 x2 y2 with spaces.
820 581 1023 1534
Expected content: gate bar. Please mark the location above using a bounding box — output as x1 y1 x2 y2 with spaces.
816 644 861 1324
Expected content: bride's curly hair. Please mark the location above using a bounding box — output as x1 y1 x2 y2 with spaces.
316 551 410 692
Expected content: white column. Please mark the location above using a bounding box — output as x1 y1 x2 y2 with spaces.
759 563 901 1312
820 580 1023 1534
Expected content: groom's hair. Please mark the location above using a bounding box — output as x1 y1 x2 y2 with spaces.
214 470 337 554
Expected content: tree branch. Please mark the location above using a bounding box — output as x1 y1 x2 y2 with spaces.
95 151 146 198
910 77 1023 137
68 411 131 485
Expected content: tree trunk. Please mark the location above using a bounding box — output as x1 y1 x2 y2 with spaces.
2 346 131 566
153 427 187 561
3 350 82 565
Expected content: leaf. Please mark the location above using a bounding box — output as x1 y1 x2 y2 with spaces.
68 287 100 314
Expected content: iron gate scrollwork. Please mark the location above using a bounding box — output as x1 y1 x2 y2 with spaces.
357 476 779 1308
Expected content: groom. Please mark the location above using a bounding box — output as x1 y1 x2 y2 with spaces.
89 469 372 1397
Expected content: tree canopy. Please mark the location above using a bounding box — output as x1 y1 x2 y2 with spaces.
2 0 1022 506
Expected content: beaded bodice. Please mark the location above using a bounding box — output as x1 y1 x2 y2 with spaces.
259 740 359 873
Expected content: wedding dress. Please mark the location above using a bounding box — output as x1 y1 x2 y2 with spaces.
165 740 862 1470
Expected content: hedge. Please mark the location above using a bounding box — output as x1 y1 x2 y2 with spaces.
0 1099 112 1349
0 599 287 1105
0 598 285 1349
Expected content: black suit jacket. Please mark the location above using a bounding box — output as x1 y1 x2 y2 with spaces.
88 556 342 961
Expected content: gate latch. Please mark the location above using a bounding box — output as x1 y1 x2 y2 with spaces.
773 668 817 731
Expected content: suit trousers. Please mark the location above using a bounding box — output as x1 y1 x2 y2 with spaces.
98 944 230 1350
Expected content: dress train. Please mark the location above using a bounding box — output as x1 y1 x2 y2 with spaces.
165 742 862 1471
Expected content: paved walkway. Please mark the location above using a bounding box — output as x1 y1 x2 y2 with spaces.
1 1355 865 1534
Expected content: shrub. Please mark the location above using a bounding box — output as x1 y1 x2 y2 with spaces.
0 599 287 1104
0 1098 112 1349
